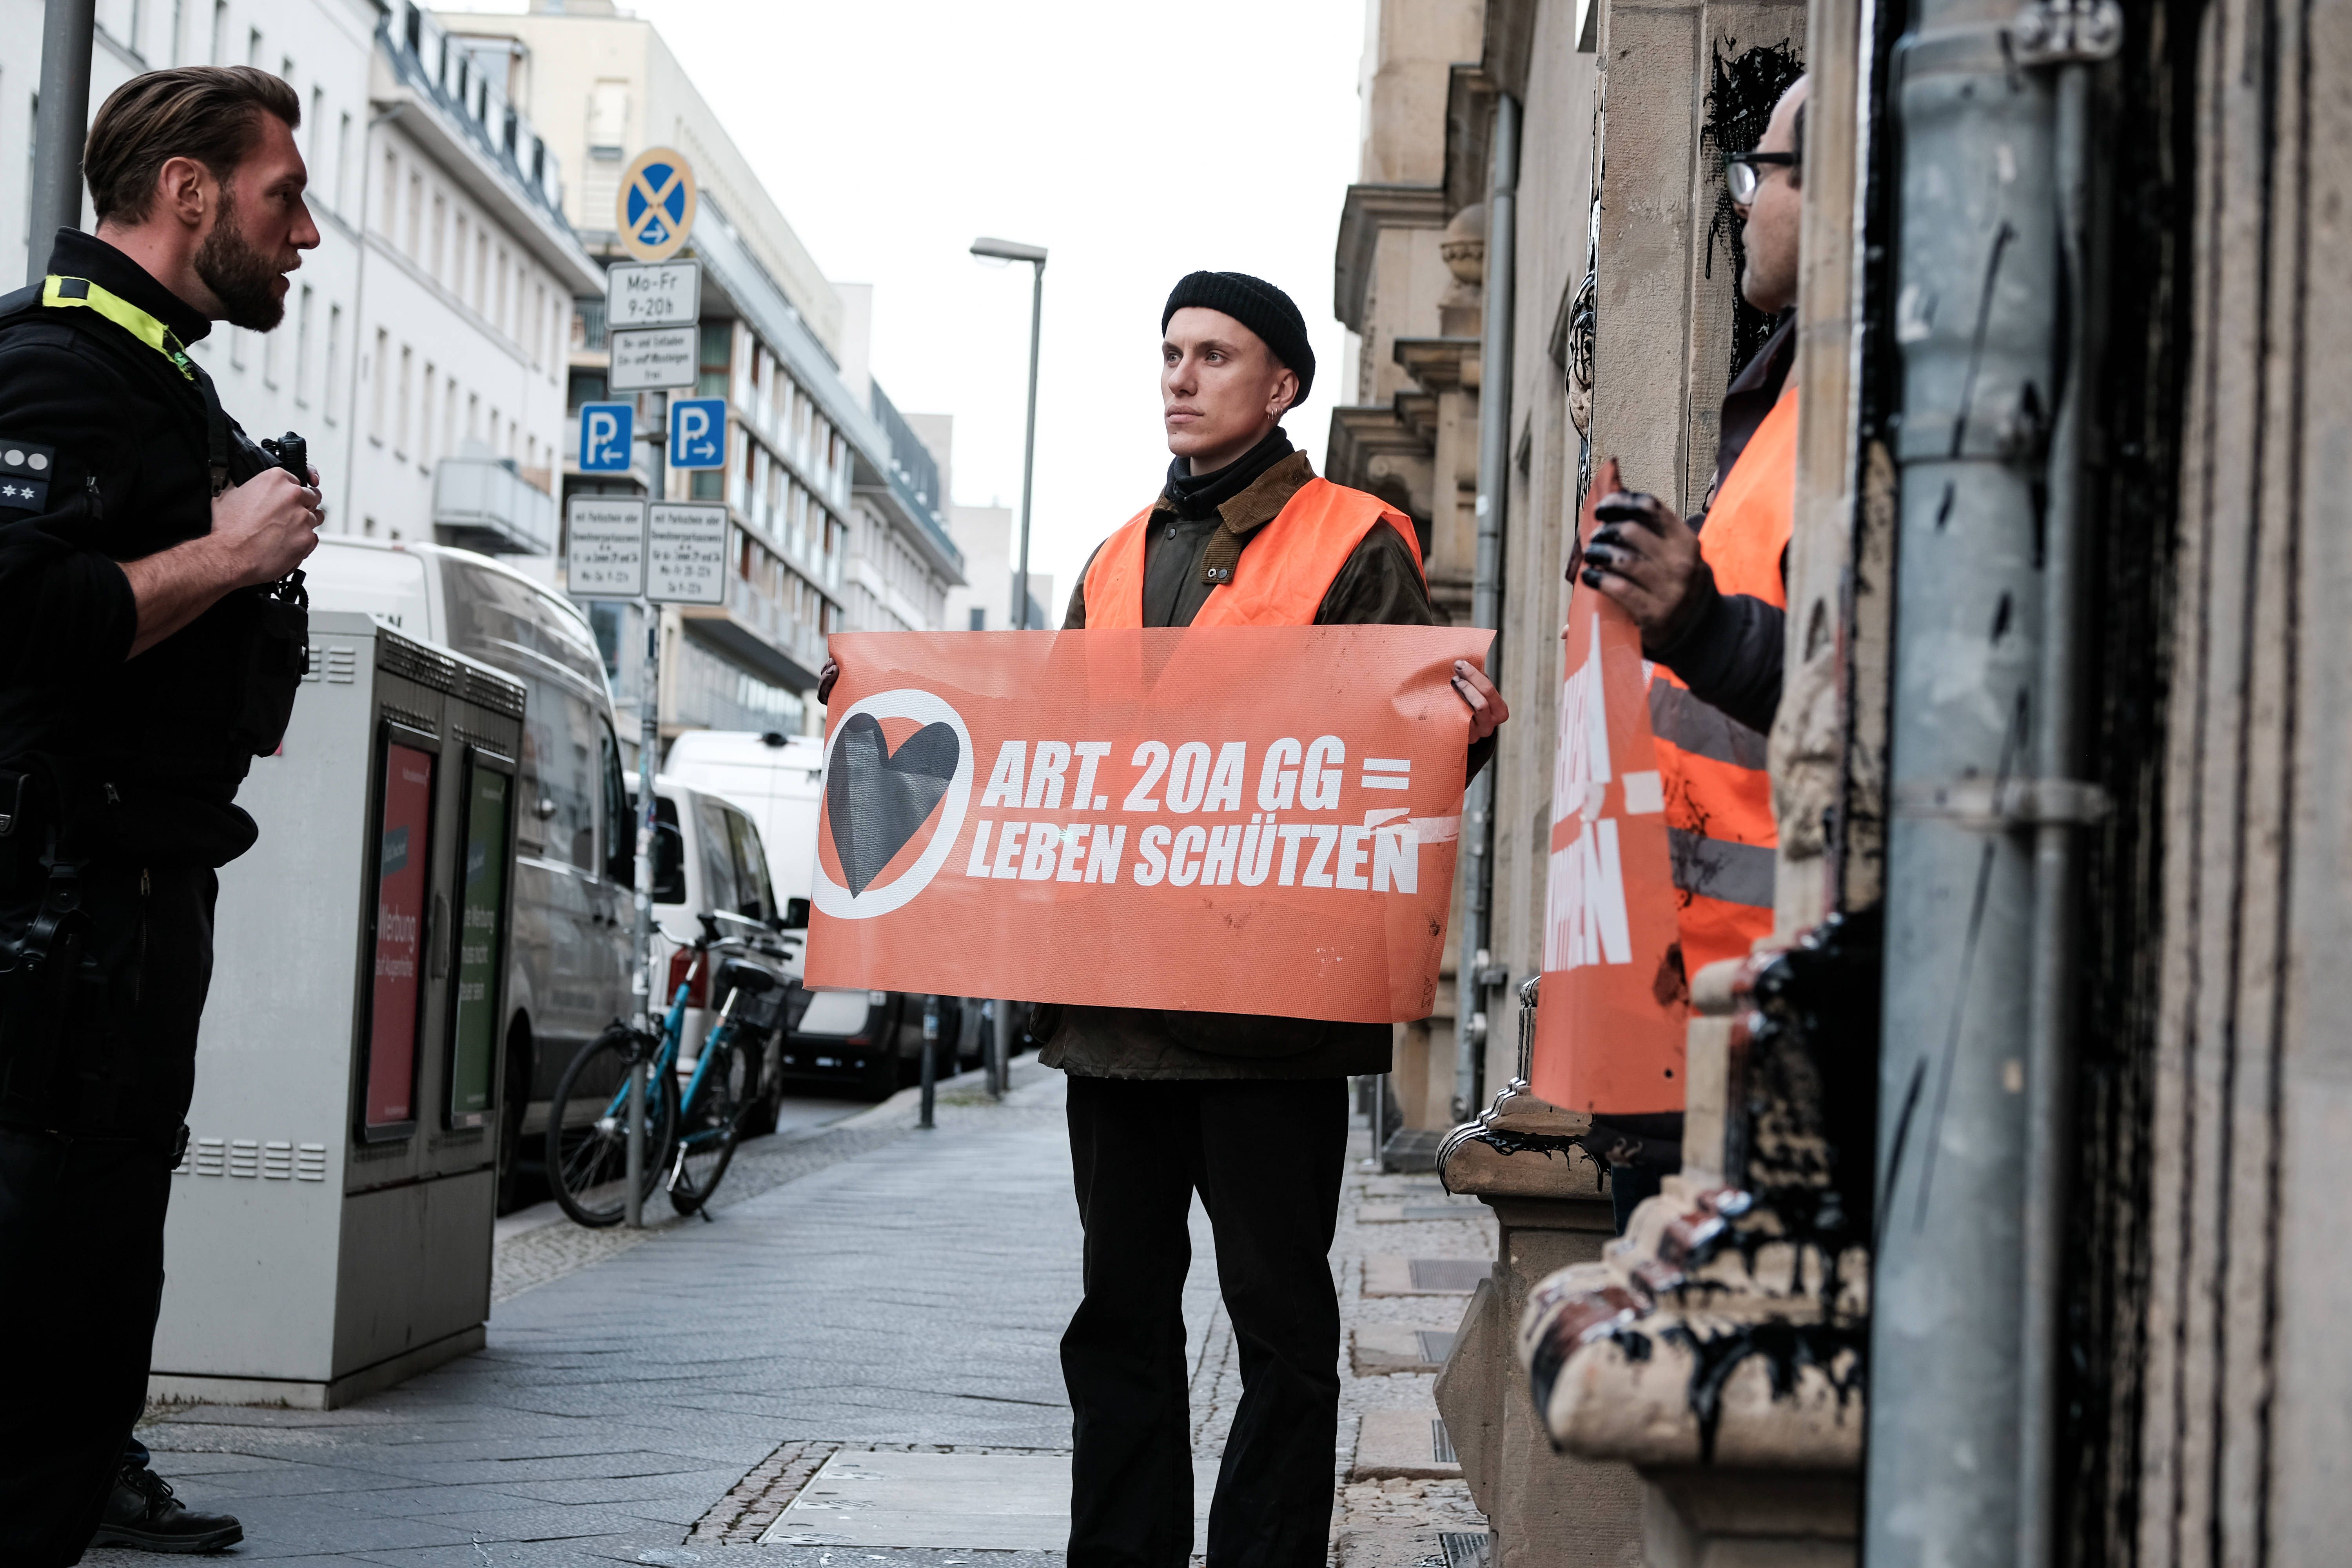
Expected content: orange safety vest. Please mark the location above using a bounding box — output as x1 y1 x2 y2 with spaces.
1082 476 1423 628
1649 386 1795 977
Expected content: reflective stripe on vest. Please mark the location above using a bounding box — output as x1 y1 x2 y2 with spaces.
43 274 197 380
1081 476 1423 629
1650 385 1796 976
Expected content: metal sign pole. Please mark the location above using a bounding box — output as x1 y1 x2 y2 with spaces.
625 390 668 1229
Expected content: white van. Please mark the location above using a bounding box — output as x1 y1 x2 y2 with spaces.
664 729 977 1098
305 538 636 1209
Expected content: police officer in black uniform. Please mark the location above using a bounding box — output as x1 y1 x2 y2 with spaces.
0 66 322 1563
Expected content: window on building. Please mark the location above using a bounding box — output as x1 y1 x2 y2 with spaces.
443 374 458 455
293 284 312 405
245 25 260 66
698 322 730 398
405 173 422 258
474 231 488 313
419 364 435 466
395 345 412 455
369 328 387 442
574 296 605 351
324 303 342 423
379 152 397 237
495 247 509 336
969 607 986 631
208 0 224 63
308 88 324 172
532 281 545 368
430 194 445 281
566 368 606 412
691 470 722 501
335 112 350 212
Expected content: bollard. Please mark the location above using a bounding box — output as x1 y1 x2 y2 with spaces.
623 1059 646 1228
920 999 939 1129
990 999 1011 1100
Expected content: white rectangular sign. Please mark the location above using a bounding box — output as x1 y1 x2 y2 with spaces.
647 503 729 605
566 497 647 600
609 325 698 391
606 260 701 329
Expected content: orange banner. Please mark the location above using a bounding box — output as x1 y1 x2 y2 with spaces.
1531 462 1689 1112
804 624 1492 1022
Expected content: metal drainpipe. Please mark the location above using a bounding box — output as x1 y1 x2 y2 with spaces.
1865 1 2110 1563
2014 53 2102 1568
1454 91 1519 1123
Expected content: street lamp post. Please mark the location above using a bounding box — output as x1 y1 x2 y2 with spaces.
26 0 98 285
969 238 1047 633
970 236 1046 1100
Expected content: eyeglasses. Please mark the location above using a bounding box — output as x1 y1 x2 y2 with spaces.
1725 150 1798 204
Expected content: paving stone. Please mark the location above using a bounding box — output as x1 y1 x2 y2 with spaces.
761 1450 1216 1551
1352 1325 1458 1375
1350 1409 1462 1481
1361 1255 1492 1296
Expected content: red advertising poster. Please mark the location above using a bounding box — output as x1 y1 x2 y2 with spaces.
366 742 434 1132
1530 461 1689 1113
804 624 1492 1022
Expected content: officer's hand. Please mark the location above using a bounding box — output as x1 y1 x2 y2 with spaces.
1579 490 1709 649
817 657 839 705
1453 660 1508 743
211 467 323 587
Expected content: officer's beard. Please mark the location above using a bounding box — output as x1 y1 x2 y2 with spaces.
194 192 287 332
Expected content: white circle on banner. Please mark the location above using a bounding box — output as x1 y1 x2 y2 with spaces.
811 687 973 921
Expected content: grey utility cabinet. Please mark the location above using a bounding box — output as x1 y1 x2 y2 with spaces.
150 612 527 1408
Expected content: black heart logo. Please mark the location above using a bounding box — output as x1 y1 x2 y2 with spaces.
825 714 962 897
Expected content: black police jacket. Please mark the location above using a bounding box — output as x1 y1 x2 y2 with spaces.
0 230 290 867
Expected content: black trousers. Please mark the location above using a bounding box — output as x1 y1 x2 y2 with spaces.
0 861 215 1568
1062 1076 1348 1568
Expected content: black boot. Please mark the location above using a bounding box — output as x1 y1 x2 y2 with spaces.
87 1464 243 1553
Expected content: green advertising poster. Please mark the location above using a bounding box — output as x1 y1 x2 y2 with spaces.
449 764 510 1125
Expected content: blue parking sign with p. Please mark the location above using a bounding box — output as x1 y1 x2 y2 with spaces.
669 397 728 471
579 403 632 472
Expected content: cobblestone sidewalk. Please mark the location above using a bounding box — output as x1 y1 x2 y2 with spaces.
101 1064 1490 1566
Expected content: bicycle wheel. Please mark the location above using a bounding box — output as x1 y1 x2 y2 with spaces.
547 1024 680 1228
669 1029 751 1214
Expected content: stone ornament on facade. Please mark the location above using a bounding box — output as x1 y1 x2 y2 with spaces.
1516 915 1878 1475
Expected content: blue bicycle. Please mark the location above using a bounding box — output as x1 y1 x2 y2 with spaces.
546 915 782 1226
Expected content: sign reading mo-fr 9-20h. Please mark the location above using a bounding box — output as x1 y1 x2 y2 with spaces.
615 147 698 264
803 625 1492 1022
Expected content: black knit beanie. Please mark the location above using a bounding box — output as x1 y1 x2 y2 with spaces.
1162 271 1316 408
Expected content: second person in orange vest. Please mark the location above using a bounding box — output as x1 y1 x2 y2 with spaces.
1575 74 1807 1227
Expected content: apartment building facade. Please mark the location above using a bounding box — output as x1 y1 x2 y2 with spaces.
446 0 963 743
0 0 594 557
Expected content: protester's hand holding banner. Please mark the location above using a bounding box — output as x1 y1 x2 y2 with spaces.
805 624 1492 1021
1532 458 1689 1112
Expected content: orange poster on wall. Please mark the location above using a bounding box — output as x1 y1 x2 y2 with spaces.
803 623 1492 1022
1531 463 1689 1113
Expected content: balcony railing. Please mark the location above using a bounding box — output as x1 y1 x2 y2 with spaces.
434 454 557 555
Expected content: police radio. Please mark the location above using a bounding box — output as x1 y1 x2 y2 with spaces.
235 431 312 759
258 430 307 485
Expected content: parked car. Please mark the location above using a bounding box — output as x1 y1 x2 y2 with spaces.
645 773 794 1134
305 538 636 1211
663 728 975 1098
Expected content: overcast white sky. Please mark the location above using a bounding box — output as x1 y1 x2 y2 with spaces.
600 0 1370 617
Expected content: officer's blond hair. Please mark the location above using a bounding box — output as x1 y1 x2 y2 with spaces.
84 66 302 225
